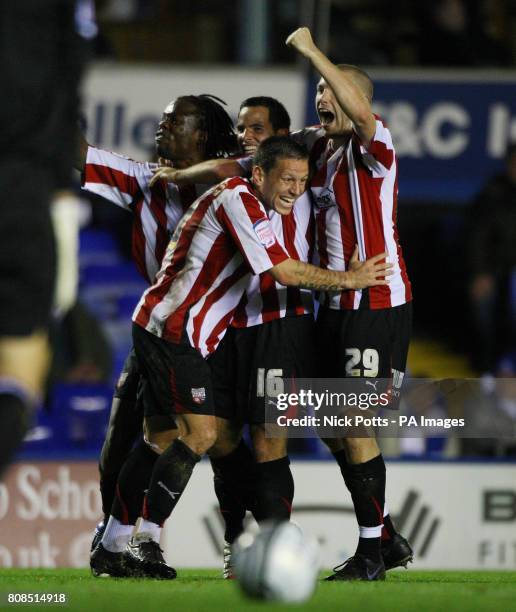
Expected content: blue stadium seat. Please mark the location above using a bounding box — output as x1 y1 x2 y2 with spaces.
79 228 121 268
49 383 113 450
21 408 56 452
79 263 146 320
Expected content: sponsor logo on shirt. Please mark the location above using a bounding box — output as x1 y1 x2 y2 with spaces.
312 187 335 209
253 218 276 248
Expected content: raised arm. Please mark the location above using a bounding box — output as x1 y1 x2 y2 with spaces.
286 27 376 145
149 158 245 188
270 248 391 291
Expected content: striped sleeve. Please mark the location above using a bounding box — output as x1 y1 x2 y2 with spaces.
217 190 289 275
82 146 149 210
357 117 395 178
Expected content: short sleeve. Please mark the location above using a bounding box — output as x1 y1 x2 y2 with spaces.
82 146 153 210
356 118 395 178
217 189 289 275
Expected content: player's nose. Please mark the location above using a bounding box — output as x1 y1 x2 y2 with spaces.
289 181 305 196
318 87 331 104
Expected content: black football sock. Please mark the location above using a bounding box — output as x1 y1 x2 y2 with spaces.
253 456 294 523
212 472 246 544
143 439 201 526
210 440 255 543
346 454 386 562
111 440 159 525
99 397 143 520
0 391 31 478
333 449 395 543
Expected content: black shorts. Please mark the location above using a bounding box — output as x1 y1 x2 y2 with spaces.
316 302 412 402
113 348 141 400
0 164 56 336
132 324 214 426
210 315 315 424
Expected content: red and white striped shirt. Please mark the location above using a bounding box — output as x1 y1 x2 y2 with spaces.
133 177 290 356
82 146 209 283
232 192 314 327
295 119 412 310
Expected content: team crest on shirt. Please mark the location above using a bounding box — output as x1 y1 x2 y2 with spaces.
253 218 275 248
191 387 206 404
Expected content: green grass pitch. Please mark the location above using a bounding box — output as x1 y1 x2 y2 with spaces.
0 569 515 612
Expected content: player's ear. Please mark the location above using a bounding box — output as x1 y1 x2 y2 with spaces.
252 164 265 187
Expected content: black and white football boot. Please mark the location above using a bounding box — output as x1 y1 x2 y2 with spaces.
90 543 129 578
124 533 177 580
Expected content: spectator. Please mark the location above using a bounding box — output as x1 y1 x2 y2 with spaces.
467 144 516 373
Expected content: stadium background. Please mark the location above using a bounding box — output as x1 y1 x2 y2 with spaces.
1 0 515 573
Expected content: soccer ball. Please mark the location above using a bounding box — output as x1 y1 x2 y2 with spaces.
233 521 320 603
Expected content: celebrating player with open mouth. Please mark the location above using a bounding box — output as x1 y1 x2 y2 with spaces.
286 26 413 581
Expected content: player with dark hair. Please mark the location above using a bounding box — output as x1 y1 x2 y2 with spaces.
122 136 392 579
287 27 413 581
237 97 291 156
78 94 238 577
168 94 238 160
151 95 292 184
208 139 314 578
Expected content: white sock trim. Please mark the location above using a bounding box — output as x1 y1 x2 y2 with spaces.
101 516 134 552
137 518 161 544
359 525 382 539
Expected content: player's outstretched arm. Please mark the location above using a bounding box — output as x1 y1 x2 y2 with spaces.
74 132 89 172
286 27 376 145
149 159 245 188
270 247 392 290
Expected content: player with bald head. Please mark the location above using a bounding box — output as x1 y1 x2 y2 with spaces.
287 27 413 581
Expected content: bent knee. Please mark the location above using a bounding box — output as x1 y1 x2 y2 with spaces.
144 427 178 455
198 428 218 453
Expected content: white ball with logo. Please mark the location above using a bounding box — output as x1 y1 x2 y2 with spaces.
233 521 320 603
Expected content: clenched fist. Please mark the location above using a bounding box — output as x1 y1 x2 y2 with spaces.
286 27 318 57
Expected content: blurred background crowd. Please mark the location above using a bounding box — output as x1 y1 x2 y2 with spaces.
91 0 516 67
